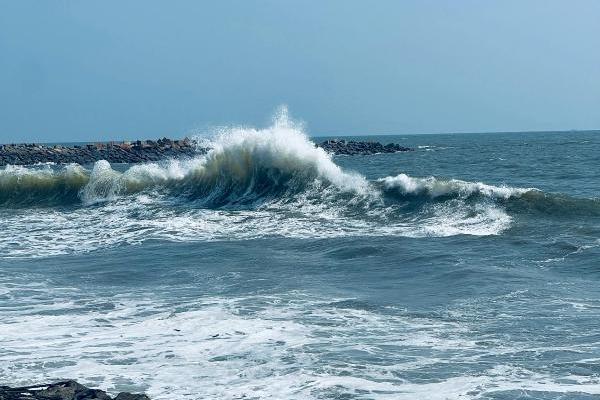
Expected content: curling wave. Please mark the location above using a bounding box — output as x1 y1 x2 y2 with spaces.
0 109 368 208
0 163 88 207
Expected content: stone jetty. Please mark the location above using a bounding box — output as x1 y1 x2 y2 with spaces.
0 137 412 166
319 139 412 155
0 380 149 400
0 138 199 167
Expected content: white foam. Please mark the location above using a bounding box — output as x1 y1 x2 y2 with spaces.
418 201 513 237
0 190 514 258
1 286 599 399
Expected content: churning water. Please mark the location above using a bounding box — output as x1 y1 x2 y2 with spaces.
1 114 600 399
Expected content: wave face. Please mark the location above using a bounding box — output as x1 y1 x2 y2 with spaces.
0 109 366 208
377 174 531 200
3 127 600 400
0 163 88 207
1 109 597 258
376 173 600 217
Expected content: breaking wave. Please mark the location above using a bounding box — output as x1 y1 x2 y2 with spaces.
378 174 532 200
377 173 600 217
0 108 368 208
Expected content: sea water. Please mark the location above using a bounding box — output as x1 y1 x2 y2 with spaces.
1 115 599 399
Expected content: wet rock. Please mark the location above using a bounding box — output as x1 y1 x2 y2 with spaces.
114 394 150 400
0 381 149 400
35 380 87 400
74 389 112 400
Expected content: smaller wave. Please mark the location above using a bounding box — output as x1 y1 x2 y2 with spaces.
378 174 533 200
506 190 600 217
378 173 600 217
0 164 88 207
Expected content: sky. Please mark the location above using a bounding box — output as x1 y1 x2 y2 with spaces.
0 0 599 143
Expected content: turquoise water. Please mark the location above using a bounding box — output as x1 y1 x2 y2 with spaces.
1 122 600 399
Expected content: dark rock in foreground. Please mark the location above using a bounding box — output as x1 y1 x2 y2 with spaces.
0 380 149 400
318 139 412 155
0 137 413 166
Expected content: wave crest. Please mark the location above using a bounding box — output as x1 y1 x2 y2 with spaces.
378 173 533 200
0 163 88 206
0 108 369 208
78 108 368 206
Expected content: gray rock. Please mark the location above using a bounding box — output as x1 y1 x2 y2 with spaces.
319 139 412 155
114 394 151 400
74 389 111 400
0 381 150 400
0 137 412 166
36 380 89 400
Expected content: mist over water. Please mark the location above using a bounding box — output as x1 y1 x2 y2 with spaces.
1 114 600 399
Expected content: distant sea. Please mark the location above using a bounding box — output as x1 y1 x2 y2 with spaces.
1 118 600 399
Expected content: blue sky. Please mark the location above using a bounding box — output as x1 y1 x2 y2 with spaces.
1 0 599 142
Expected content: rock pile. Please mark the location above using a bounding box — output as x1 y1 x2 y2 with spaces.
0 138 200 166
319 139 412 155
0 137 413 166
0 380 149 400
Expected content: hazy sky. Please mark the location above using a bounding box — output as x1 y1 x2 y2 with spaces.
1 0 599 142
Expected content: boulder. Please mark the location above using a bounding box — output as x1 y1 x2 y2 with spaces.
0 381 150 400
114 394 151 400
33 381 88 400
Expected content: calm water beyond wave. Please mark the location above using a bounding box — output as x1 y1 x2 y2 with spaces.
1 117 600 399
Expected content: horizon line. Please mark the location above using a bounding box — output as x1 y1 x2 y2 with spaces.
312 128 600 137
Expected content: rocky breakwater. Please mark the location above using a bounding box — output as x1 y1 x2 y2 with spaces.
0 380 149 400
318 139 412 155
0 138 200 167
0 137 413 166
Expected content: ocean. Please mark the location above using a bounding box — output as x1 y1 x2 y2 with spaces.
1 117 600 399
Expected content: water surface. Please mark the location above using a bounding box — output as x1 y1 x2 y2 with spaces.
1 123 599 399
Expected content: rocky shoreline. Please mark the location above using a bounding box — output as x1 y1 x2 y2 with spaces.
0 380 149 400
0 138 412 167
